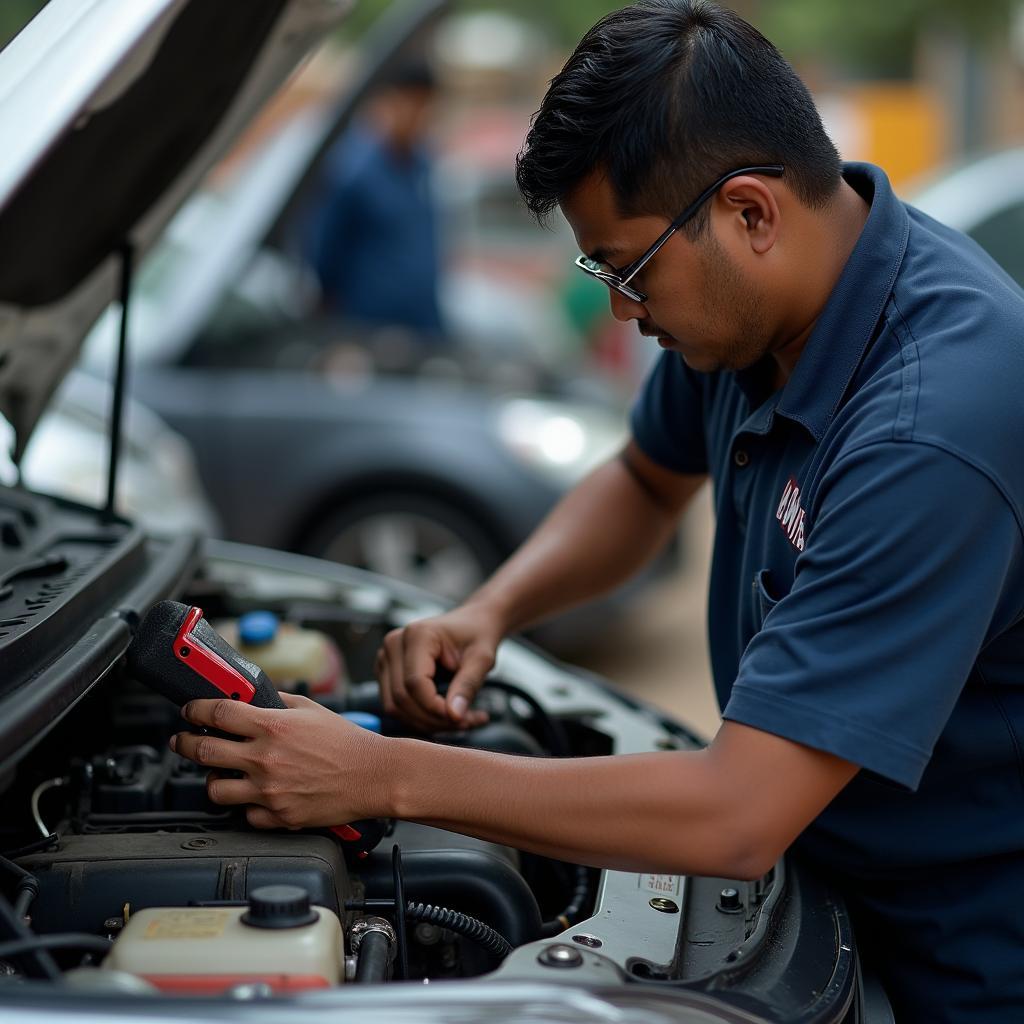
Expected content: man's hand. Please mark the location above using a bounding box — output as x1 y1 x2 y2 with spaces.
375 604 503 732
170 693 388 830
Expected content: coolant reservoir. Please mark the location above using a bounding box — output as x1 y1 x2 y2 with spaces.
218 611 345 696
102 886 344 993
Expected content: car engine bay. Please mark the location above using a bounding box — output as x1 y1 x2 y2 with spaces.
0 490 862 1021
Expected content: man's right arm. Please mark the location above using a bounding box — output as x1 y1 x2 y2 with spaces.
375 439 706 731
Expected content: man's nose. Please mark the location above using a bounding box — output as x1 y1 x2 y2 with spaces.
608 288 648 323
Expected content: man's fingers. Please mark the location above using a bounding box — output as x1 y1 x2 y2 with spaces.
182 698 266 738
446 648 494 724
246 805 286 830
376 631 403 717
375 622 493 732
206 772 260 806
400 628 449 719
278 691 314 710
171 730 252 771
405 671 450 721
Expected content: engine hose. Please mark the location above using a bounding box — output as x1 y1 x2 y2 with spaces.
0 892 58 980
404 902 513 959
541 864 593 937
474 680 570 758
354 929 392 984
0 858 58 980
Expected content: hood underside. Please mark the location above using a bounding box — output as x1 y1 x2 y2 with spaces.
0 0 349 460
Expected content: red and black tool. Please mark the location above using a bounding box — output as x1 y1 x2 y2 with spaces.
127 600 383 857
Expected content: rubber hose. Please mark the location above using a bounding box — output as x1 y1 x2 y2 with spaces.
0 863 58 980
354 929 392 984
405 902 513 959
542 864 593 937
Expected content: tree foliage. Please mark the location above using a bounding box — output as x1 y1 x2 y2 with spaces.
3 0 1018 79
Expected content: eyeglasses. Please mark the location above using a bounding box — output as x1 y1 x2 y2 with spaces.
575 164 785 304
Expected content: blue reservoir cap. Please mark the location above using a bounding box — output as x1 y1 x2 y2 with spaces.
342 711 383 734
238 611 279 646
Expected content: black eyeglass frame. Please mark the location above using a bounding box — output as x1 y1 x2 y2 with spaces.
574 164 785 304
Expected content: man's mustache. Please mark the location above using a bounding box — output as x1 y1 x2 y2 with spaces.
638 321 670 338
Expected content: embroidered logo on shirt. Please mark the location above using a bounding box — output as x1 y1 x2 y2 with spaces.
776 476 806 552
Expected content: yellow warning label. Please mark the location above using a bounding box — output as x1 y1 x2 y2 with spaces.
143 910 229 940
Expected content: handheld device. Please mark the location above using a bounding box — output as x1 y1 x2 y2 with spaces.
127 600 383 857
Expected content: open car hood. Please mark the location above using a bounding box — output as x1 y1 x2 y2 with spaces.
0 0 350 461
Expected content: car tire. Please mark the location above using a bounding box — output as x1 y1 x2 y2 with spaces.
301 491 504 603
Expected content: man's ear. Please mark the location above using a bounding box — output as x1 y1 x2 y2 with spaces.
717 176 780 255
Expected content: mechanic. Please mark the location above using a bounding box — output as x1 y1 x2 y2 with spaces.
172 3 1024 1020
304 57 444 337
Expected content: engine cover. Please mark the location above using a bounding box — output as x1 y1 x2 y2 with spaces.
19 832 351 936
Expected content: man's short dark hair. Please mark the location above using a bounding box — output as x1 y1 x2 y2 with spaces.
516 0 842 236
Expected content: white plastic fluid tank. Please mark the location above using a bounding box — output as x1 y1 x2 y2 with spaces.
102 886 344 993
217 611 346 696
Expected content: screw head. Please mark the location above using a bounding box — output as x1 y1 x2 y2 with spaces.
649 897 679 914
181 837 217 851
570 933 603 948
538 943 584 968
717 887 743 914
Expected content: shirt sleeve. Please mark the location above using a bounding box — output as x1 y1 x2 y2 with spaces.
629 352 709 474
723 440 1024 789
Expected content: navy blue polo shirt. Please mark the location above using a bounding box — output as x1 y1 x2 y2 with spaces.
632 163 1024 1022
307 122 443 334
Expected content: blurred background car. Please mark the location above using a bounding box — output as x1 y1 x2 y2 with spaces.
908 147 1024 289
71 1 651 652
13 370 219 538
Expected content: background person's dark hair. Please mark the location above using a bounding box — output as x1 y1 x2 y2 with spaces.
373 55 438 96
516 0 842 239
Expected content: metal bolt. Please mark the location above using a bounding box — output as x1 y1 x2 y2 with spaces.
414 922 443 946
570 933 603 948
181 837 217 850
717 887 743 914
538 943 583 968
649 897 679 914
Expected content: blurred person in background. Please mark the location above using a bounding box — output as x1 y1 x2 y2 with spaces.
305 57 444 339
176 3 1024 1020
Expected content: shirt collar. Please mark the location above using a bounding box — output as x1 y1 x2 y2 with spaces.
773 162 910 441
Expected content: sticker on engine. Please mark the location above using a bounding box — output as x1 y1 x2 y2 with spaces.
144 910 228 940
638 874 680 897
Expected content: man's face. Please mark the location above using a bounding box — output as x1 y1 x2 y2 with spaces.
561 172 775 374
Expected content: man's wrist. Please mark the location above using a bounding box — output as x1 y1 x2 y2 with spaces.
460 588 517 638
381 736 429 821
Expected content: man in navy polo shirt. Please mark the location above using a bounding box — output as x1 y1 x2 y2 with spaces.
175 3 1024 1019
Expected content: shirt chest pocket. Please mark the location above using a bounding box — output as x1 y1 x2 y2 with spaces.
752 568 786 631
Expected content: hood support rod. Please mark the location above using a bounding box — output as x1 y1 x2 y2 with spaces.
105 242 133 520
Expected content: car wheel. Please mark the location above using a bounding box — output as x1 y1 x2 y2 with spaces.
302 492 503 602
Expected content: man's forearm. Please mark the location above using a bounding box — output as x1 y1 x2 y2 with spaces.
385 736 761 879
465 451 703 634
